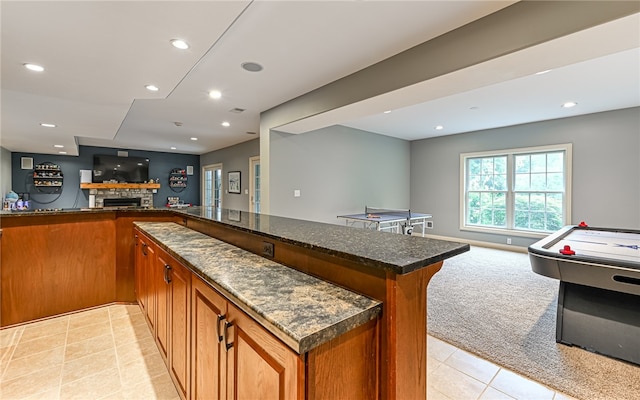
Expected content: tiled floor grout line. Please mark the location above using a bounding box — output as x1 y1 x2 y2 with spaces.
103 306 122 400
56 315 70 399
1 328 21 380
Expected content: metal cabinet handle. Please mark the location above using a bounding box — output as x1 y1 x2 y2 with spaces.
223 321 234 352
216 314 226 343
164 264 172 284
142 243 148 256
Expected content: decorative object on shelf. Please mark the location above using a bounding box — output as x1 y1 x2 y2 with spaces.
33 162 64 193
228 171 241 194
166 196 190 208
169 168 188 193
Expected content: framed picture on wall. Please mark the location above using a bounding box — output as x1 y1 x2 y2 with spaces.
228 171 241 194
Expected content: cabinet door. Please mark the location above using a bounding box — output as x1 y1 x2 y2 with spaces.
169 257 191 399
143 240 157 331
134 233 147 313
155 253 171 364
192 277 227 400
226 303 303 400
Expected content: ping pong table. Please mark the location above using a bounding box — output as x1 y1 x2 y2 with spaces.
337 207 432 236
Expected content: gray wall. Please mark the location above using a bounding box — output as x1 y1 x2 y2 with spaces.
1 146 11 200
410 107 640 247
270 125 410 224
200 139 259 212
259 2 638 215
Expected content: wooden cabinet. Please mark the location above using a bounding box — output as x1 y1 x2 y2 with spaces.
135 232 156 331
227 302 303 400
136 230 192 400
137 226 379 400
191 276 227 400
157 248 191 399
191 276 302 400
134 233 147 313
155 252 170 362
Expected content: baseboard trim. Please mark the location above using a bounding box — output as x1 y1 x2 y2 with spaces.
417 233 529 254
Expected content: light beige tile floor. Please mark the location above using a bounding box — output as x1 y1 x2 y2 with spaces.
0 304 178 400
427 336 578 400
1 304 577 400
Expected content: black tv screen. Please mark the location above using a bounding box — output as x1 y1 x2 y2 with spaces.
93 154 149 183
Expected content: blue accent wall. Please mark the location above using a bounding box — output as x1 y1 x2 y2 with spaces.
10 145 200 209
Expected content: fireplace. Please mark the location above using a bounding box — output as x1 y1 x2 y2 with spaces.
103 197 142 208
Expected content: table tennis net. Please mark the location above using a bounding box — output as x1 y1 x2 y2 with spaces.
365 206 412 218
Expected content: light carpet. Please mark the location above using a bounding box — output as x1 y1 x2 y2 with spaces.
427 245 640 400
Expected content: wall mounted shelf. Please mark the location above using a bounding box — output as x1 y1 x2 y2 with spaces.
80 183 161 189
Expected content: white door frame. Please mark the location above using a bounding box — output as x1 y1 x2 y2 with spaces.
249 156 260 213
201 163 222 207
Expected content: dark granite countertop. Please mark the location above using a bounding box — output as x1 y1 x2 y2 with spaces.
134 221 382 354
0 207 160 216
1 206 469 274
174 207 470 274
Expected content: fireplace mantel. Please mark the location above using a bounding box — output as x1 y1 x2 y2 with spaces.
80 183 160 189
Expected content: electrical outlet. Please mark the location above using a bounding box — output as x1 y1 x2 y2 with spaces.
507 238 512 245
426 221 434 229
262 242 274 258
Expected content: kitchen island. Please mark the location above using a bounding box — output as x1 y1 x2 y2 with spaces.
1 206 469 399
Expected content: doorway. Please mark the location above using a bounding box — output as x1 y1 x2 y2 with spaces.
249 156 260 213
202 163 222 208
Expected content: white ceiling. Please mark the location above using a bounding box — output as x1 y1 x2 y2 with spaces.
1 1 638 157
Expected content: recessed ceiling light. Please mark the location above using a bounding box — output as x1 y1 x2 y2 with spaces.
170 146 177 150
535 69 552 75
561 101 578 108
145 85 159 92
170 39 189 50
435 125 444 130
209 90 222 99
58 151 67 154
383 110 392 114
241 62 263 72
24 63 44 72
53 144 64 148
190 137 198 141
221 121 230 127
40 123 56 128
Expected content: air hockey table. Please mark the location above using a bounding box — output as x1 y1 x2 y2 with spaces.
528 224 640 364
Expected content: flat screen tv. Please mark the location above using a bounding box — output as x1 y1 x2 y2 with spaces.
93 154 149 183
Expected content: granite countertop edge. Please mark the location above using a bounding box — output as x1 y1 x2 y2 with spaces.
177 209 470 274
135 222 382 354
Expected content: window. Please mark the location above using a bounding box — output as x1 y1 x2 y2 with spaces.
249 156 261 214
202 164 222 208
460 144 572 236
